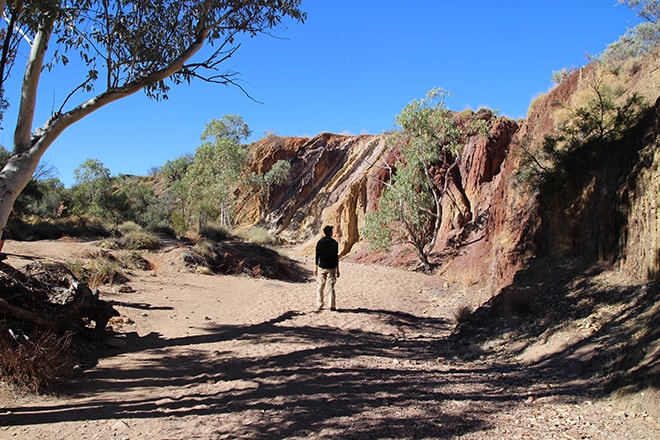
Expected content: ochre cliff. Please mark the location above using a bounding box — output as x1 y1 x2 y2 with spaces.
240 50 659 293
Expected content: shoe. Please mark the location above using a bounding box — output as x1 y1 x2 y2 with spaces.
330 307 337 311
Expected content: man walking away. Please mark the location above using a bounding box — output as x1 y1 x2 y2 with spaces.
314 225 340 311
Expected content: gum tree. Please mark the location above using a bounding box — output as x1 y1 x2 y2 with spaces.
184 115 251 229
363 89 487 269
0 0 305 236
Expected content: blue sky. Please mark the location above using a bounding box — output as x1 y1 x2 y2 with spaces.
0 1 644 187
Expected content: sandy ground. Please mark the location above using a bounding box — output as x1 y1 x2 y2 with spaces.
0 239 657 439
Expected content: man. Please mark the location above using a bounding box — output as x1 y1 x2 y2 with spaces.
314 225 340 311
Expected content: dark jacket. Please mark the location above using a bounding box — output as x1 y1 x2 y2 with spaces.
315 236 339 269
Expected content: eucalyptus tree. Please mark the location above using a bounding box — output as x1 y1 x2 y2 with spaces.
363 89 488 269
71 158 111 216
184 115 251 229
0 0 305 237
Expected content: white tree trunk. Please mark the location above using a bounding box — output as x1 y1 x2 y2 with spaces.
0 8 55 233
0 3 213 233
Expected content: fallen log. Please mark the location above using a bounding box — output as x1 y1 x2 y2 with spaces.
0 261 119 337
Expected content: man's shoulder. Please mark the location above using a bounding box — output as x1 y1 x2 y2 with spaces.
317 236 337 247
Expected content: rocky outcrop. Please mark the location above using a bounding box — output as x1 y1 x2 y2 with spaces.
244 133 388 257
243 118 525 292
241 51 660 292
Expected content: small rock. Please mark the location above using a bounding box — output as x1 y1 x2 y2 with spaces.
110 420 130 431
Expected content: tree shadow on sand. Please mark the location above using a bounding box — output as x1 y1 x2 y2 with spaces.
1 300 633 439
451 257 659 397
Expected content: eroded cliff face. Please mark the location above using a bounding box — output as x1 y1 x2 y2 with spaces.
241 51 660 292
242 118 526 293
243 133 389 257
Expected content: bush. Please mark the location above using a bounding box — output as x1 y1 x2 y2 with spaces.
199 222 231 242
193 239 216 261
66 256 129 288
0 326 75 393
118 221 143 235
453 305 473 324
237 227 275 244
550 67 577 84
121 230 160 250
102 229 160 251
8 215 110 241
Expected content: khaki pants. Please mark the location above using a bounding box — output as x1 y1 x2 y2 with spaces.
316 267 337 310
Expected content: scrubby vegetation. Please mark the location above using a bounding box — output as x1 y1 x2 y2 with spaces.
363 88 489 269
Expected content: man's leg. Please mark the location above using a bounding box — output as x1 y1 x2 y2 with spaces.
328 268 337 310
316 270 327 310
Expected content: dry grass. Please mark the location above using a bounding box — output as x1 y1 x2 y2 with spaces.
0 326 75 393
453 305 473 324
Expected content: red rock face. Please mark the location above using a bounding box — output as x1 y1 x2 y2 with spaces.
241 118 524 290
240 52 660 289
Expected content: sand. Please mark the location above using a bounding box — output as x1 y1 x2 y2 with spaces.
0 239 657 439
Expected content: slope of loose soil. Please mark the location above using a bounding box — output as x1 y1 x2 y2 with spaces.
0 238 657 440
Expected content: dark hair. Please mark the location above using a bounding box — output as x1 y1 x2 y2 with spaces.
323 225 333 236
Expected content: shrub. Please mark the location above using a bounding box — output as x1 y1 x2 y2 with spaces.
170 211 187 237
237 227 275 244
453 305 473 324
0 326 75 393
199 222 231 242
65 254 129 288
117 251 153 271
118 221 143 235
8 215 110 241
193 239 216 261
102 229 160 251
458 109 474 120
121 230 160 250
550 67 577 84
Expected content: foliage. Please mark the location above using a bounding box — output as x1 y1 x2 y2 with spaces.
248 159 291 221
66 253 129 288
158 154 194 234
0 0 306 243
619 0 660 23
1 0 306 125
363 88 488 269
599 21 660 67
237 226 276 245
550 67 578 84
183 115 251 229
8 215 109 240
71 158 111 216
102 227 160 251
199 222 231 242
112 176 157 227
18 177 68 218
0 145 67 218
517 70 649 189
596 1 660 68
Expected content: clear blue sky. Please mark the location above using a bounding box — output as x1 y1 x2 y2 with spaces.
0 1 644 187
